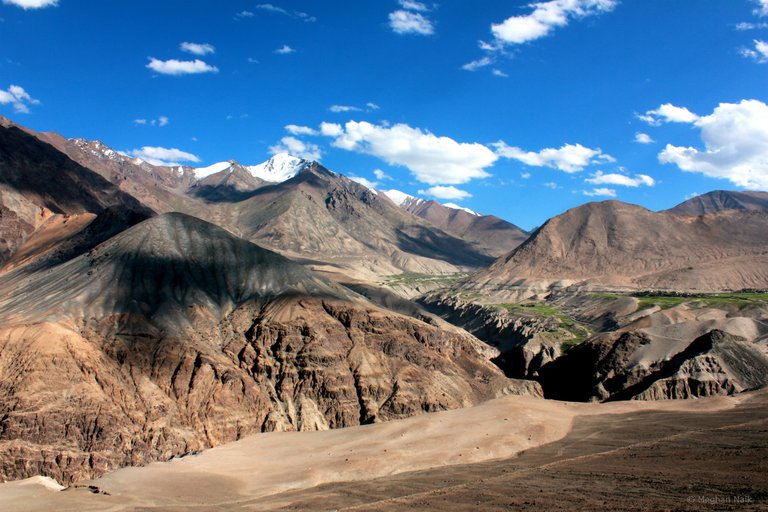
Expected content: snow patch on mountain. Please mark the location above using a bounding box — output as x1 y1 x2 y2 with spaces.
247 153 308 182
382 189 417 206
443 203 480 216
193 161 233 179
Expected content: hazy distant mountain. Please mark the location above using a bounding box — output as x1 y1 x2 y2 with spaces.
0 213 517 483
665 190 768 216
465 200 768 295
383 189 529 258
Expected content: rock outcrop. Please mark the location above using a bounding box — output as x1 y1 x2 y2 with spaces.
0 213 521 484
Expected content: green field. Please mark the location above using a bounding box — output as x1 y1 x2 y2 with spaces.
495 302 592 352
383 272 469 286
594 291 768 311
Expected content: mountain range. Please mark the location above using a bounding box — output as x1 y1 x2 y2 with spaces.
0 115 766 486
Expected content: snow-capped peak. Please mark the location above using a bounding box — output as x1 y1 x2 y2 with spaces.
193 161 234 179
382 189 418 207
443 203 480 216
246 153 308 182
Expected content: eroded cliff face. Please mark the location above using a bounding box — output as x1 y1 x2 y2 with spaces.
538 330 768 402
0 297 525 484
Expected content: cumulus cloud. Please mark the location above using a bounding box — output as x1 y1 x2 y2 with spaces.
147 58 218 75
269 136 321 161
275 45 295 54
583 187 616 197
399 0 428 11
0 84 40 113
585 170 655 187
2 0 57 8
389 10 434 35
493 141 613 173
658 99 768 190
492 69 509 77
325 121 497 185
638 103 700 125
319 122 343 137
634 132 654 144
373 168 392 180
128 146 200 166
741 39 768 63
418 185 472 200
285 124 318 136
462 57 493 71
754 0 768 16
490 0 617 45
180 42 215 56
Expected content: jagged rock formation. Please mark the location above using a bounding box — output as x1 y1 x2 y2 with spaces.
464 200 768 297
666 190 768 216
419 294 568 379
538 329 768 402
0 213 521 484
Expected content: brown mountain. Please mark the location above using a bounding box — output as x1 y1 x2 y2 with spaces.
465 200 768 296
0 213 523 484
665 190 768 216
394 196 528 258
0 117 152 269
2 117 501 282
229 165 494 280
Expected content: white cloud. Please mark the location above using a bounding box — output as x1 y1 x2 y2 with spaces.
583 187 616 197
2 0 57 8
269 136 321 161
418 185 472 200
373 169 392 180
366 102 380 110
147 58 218 75
0 84 40 113
256 3 316 22
492 69 509 78
329 104 361 113
389 10 434 35
754 0 768 16
634 132 654 144
399 0 428 11
585 171 655 187
349 176 380 189
320 122 343 137
543 181 559 189
235 10 254 19
325 121 497 185
659 99 768 190
638 103 700 125
741 39 768 63
133 116 169 127
462 57 492 71
736 22 768 30
128 146 200 167
491 0 617 45
285 124 318 136
494 141 613 173
275 45 296 54
520 172 531 179
180 42 215 56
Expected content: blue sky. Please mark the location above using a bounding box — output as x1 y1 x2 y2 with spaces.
1 0 767 230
